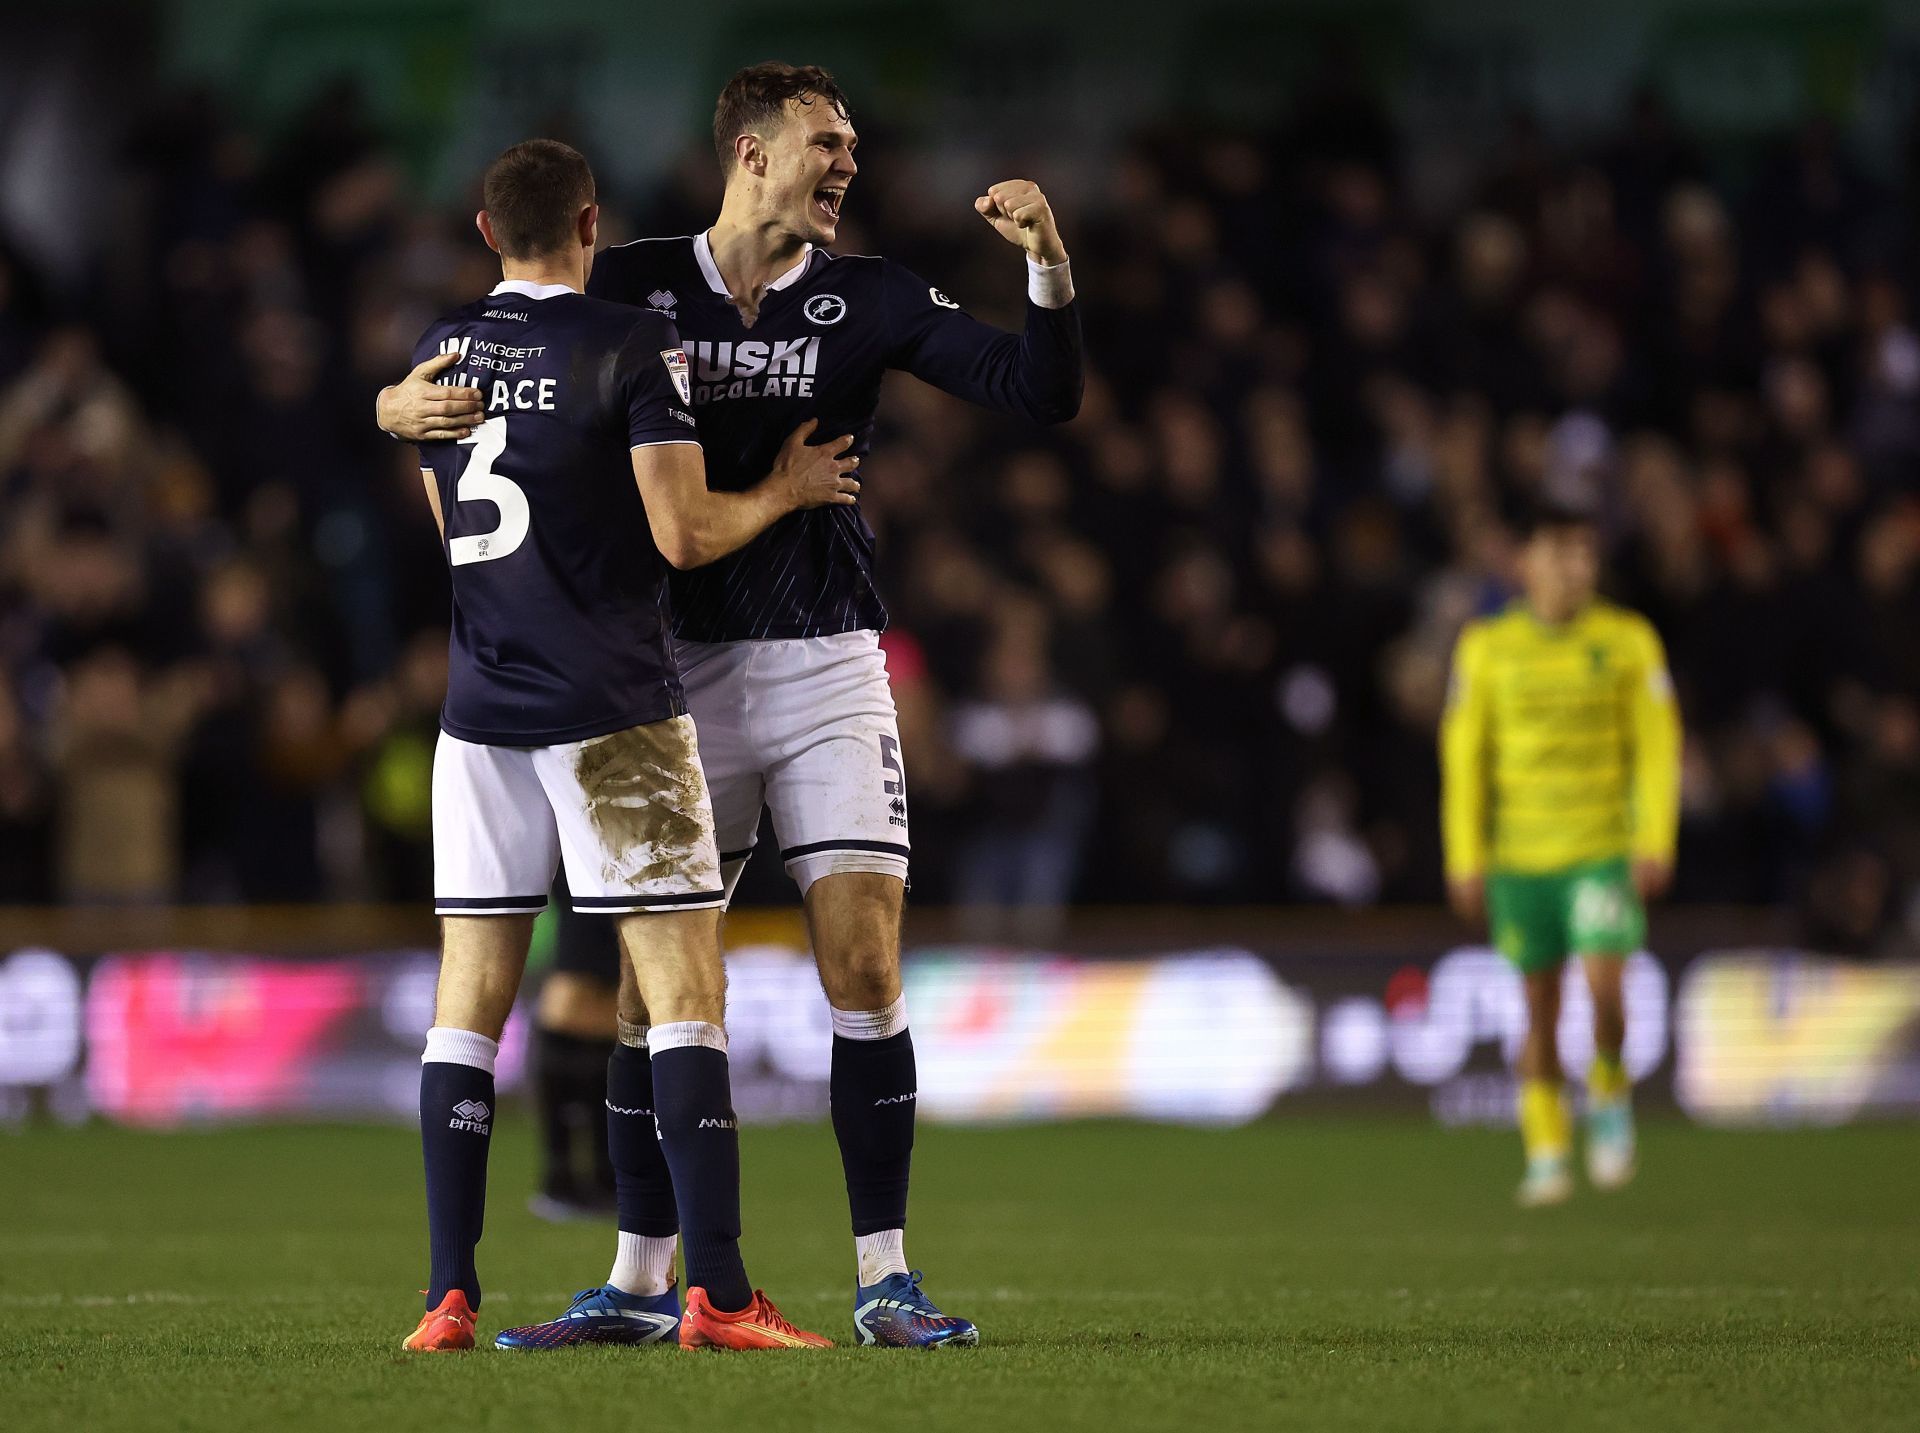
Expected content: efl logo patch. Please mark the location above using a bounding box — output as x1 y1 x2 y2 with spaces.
660 348 693 405
803 293 847 326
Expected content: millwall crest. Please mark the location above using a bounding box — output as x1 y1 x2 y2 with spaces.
660 348 693 405
803 293 847 326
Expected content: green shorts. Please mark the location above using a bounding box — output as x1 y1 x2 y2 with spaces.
1487 857 1644 975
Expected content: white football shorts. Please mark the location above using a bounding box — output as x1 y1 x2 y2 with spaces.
432 714 725 915
674 629 910 899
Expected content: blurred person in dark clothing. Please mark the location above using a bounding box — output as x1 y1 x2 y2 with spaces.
357 630 445 902
949 612 1099 939
522 888 622 1224
51 648 191 904
0 677 53 902
231 665 363 901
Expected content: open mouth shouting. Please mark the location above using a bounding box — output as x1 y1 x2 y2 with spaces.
814 184 846 223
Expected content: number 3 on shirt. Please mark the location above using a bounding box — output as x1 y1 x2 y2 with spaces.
448 416 530 567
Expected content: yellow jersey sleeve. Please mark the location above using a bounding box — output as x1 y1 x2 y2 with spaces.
1439 622 1491 880
1623 617 1682 863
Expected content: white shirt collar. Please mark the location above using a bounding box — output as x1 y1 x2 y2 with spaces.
489 279 578 300
693 231 813 298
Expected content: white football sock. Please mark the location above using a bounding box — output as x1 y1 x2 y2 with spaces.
856 1227 909 1286
609 1232 678 1297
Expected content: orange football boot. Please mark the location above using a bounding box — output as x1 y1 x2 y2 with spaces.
678 1288 833 1349
403 1290 478 1351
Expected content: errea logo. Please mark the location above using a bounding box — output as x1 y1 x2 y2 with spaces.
647 289 677 317
449 1099 491 1133
697 1117 738 1130
803 293 847 325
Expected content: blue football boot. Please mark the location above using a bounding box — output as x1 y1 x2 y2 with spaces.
852 1270 979 1348
494 1284 680 1350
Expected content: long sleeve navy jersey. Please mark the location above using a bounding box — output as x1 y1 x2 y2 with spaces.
587 232 1083 642
413 281 700 744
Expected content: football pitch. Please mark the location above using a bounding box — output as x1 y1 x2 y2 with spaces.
1 1119 1915 1432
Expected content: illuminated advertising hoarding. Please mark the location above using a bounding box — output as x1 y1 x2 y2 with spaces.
1674 953 1920 1125
0 942 1916 1128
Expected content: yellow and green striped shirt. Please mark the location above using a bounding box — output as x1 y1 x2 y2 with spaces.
1440 601 1681 878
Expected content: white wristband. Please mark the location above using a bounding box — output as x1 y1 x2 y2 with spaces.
1027 255 1074 309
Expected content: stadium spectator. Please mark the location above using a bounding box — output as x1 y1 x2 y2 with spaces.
3 79 1920 953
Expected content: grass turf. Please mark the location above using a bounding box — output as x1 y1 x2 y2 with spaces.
0 1118 1915 1432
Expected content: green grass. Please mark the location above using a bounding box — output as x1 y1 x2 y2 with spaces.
1 1118 1916 1432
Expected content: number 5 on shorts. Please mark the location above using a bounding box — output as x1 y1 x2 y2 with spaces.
879 733 904 795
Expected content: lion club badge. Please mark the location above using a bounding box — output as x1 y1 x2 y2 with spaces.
660 348 692 405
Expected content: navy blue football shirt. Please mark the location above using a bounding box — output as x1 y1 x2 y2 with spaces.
587 233 1083 641
413 280 700 745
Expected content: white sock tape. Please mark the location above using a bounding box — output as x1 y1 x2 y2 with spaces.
422 1026 500 1074
646 1020 729 1055
830 995 908 1041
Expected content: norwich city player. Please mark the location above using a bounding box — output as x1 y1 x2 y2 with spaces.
1440 503 1681 1207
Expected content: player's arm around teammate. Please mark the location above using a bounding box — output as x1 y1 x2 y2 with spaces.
387 366 858 545
638 417 858 569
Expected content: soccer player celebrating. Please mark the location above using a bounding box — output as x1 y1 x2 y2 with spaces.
379 62 1082 1349
401 138 855 1351
1440 502 1681 1208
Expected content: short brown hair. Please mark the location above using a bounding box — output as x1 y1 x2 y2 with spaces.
712 62 850 172
481 140 595 259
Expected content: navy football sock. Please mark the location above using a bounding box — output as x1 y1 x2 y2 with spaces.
830 1027 917 1235
649 1028 751 1311
532 1027 606 1193
607 1040 679 1237
419 1028 499 1309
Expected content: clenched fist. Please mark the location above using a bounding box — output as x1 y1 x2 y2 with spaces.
975 180 1068 265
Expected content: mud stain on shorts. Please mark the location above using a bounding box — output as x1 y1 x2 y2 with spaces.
572 717 719 889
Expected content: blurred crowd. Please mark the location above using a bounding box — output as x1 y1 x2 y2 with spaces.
5 77 1920 952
